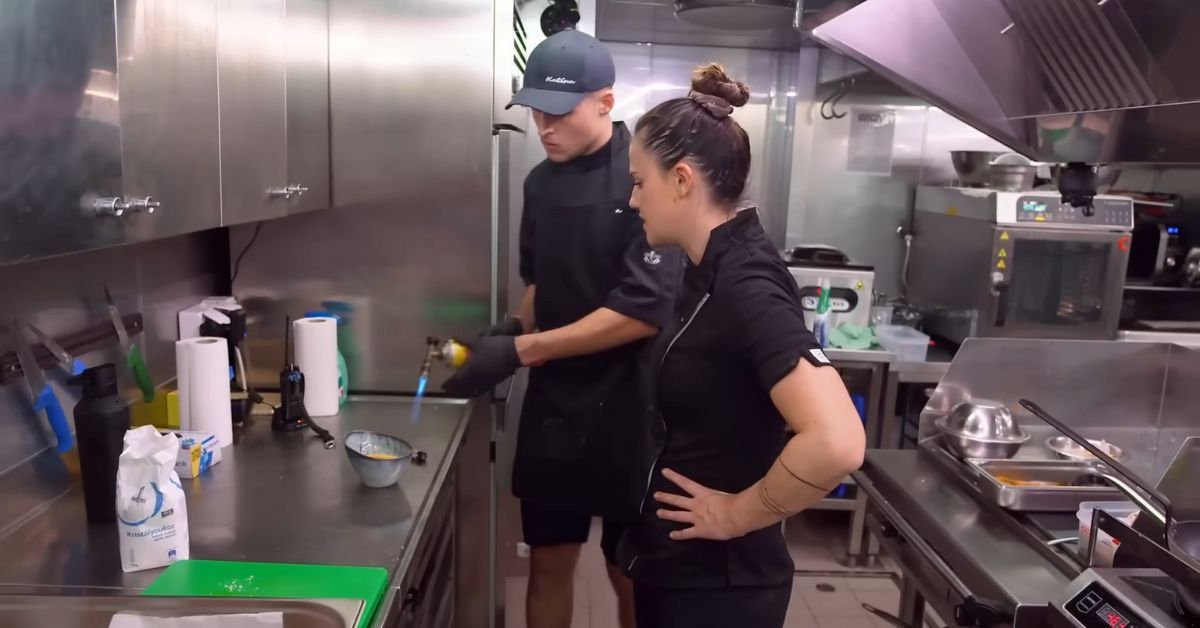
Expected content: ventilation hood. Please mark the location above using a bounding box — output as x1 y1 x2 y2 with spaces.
811 0 1200 165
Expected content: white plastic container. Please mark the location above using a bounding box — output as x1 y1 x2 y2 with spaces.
1077 501 1139 567
875 325 930 362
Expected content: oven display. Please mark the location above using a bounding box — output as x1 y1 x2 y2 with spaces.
1096 604 1129 628
1022 200 1047 213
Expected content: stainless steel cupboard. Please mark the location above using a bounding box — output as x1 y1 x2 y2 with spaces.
119 0 223 244
217 0 331 226
0 0 330 264
0 1 131 263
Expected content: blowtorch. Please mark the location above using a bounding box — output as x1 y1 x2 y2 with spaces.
418 337 469 394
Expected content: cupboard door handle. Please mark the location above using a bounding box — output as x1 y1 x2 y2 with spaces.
286 184 309 197
125 197 160 214
91 197 130 216
268 186 293 199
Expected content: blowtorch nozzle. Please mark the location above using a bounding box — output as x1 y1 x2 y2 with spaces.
423 337 470 374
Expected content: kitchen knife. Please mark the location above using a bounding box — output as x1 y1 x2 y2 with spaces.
12 320 74 453
104 285 155 401
28 322 86 376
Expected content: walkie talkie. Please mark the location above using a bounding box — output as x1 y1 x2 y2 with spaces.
273 315 307 431
273 316 335 448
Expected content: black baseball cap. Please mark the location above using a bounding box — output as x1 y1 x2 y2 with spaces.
507 30 615 116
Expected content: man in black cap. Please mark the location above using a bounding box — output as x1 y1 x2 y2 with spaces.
444 29 679 628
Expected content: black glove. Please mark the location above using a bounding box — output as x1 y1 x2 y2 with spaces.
481 317 524 338
442 335 521 398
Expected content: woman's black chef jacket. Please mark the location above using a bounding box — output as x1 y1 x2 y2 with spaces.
619 207 833 588
513 121 683 520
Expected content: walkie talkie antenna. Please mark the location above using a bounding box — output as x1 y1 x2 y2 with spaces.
284 315 292 367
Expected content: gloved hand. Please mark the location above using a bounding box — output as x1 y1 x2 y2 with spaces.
481 317 524 338
441 335 521 398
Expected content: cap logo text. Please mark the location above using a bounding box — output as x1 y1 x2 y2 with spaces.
545 76 577 85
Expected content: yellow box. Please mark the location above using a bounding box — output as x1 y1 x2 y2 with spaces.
130 389 180 429
164 390 183 429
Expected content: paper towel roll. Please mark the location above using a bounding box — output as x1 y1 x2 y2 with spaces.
294 317 339 417
175 337 233 447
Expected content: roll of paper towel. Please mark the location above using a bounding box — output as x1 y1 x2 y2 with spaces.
295 317 339 417
176 337 233 447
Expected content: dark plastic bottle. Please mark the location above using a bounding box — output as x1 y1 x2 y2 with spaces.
71 364 130 523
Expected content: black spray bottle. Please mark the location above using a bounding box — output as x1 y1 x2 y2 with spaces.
71 364 130 523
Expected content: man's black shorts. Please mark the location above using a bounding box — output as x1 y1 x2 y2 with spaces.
520 499 624 564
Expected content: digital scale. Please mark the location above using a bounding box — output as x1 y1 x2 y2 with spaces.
1049 510 1199 628
1056 570 1194 628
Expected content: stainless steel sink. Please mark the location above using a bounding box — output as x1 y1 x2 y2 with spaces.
0 595 364 628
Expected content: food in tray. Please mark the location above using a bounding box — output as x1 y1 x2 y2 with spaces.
993 474 1062 487
991 472 1109 488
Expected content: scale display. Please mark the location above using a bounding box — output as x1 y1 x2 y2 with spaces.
1066 583 1146 628
1097 604 1131 628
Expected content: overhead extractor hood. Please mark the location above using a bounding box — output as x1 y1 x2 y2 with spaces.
810 0 1200 165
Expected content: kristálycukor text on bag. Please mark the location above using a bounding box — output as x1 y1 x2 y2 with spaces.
116 425 190 572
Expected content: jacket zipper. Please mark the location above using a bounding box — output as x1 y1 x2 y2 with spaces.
629 292 711 572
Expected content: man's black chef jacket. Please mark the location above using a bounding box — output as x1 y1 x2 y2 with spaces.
514 121 681 519
620 207 833 588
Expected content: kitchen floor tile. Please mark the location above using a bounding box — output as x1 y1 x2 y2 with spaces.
783 605 817 628
854 589 900 617
815 615 878 628
504 576 526 628
502 575 590 628
846 574 901 592
796 576 868 617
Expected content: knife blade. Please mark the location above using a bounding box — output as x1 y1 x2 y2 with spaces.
28 323 86 376
104 285 132 351
13 320 73 453
104 285 155 402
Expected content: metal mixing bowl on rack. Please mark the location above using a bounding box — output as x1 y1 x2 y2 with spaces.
936 399 1030 459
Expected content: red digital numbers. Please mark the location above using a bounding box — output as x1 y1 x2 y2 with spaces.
1097 605 1129 628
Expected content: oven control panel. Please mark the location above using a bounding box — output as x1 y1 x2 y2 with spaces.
1064 582 1146 628
1014 195 1134 230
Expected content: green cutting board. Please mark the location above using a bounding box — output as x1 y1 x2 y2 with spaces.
142 559 389 628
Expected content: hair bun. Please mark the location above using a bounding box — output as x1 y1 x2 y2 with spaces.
690 63 750 108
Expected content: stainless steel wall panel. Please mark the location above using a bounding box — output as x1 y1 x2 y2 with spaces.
285 0 332 214
0 230 220 493
217 0 288 226
235 0 495 392
607 42 790 242
118 0 222 242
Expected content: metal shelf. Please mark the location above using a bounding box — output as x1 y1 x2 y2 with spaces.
813 497 857 512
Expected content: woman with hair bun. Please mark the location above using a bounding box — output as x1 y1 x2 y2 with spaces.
618 64 866 627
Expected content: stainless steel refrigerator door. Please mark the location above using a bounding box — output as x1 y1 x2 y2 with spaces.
490 122 532 628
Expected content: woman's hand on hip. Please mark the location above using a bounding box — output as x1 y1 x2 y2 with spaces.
654 468 750 541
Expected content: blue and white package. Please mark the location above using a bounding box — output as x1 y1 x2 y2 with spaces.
116 426 190 573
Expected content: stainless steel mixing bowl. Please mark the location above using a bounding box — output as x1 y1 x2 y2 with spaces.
936 399 1030 459
950 151 1006 187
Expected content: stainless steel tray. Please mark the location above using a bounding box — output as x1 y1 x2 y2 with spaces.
0 596 364 627
963 458 1125 512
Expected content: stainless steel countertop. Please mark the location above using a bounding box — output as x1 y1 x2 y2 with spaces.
825 348 896 364
1118 329 1200 347
0 395 472 594
861 449 1074 607
825 345 952 384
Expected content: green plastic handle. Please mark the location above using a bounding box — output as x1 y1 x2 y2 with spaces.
127 344 155 402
